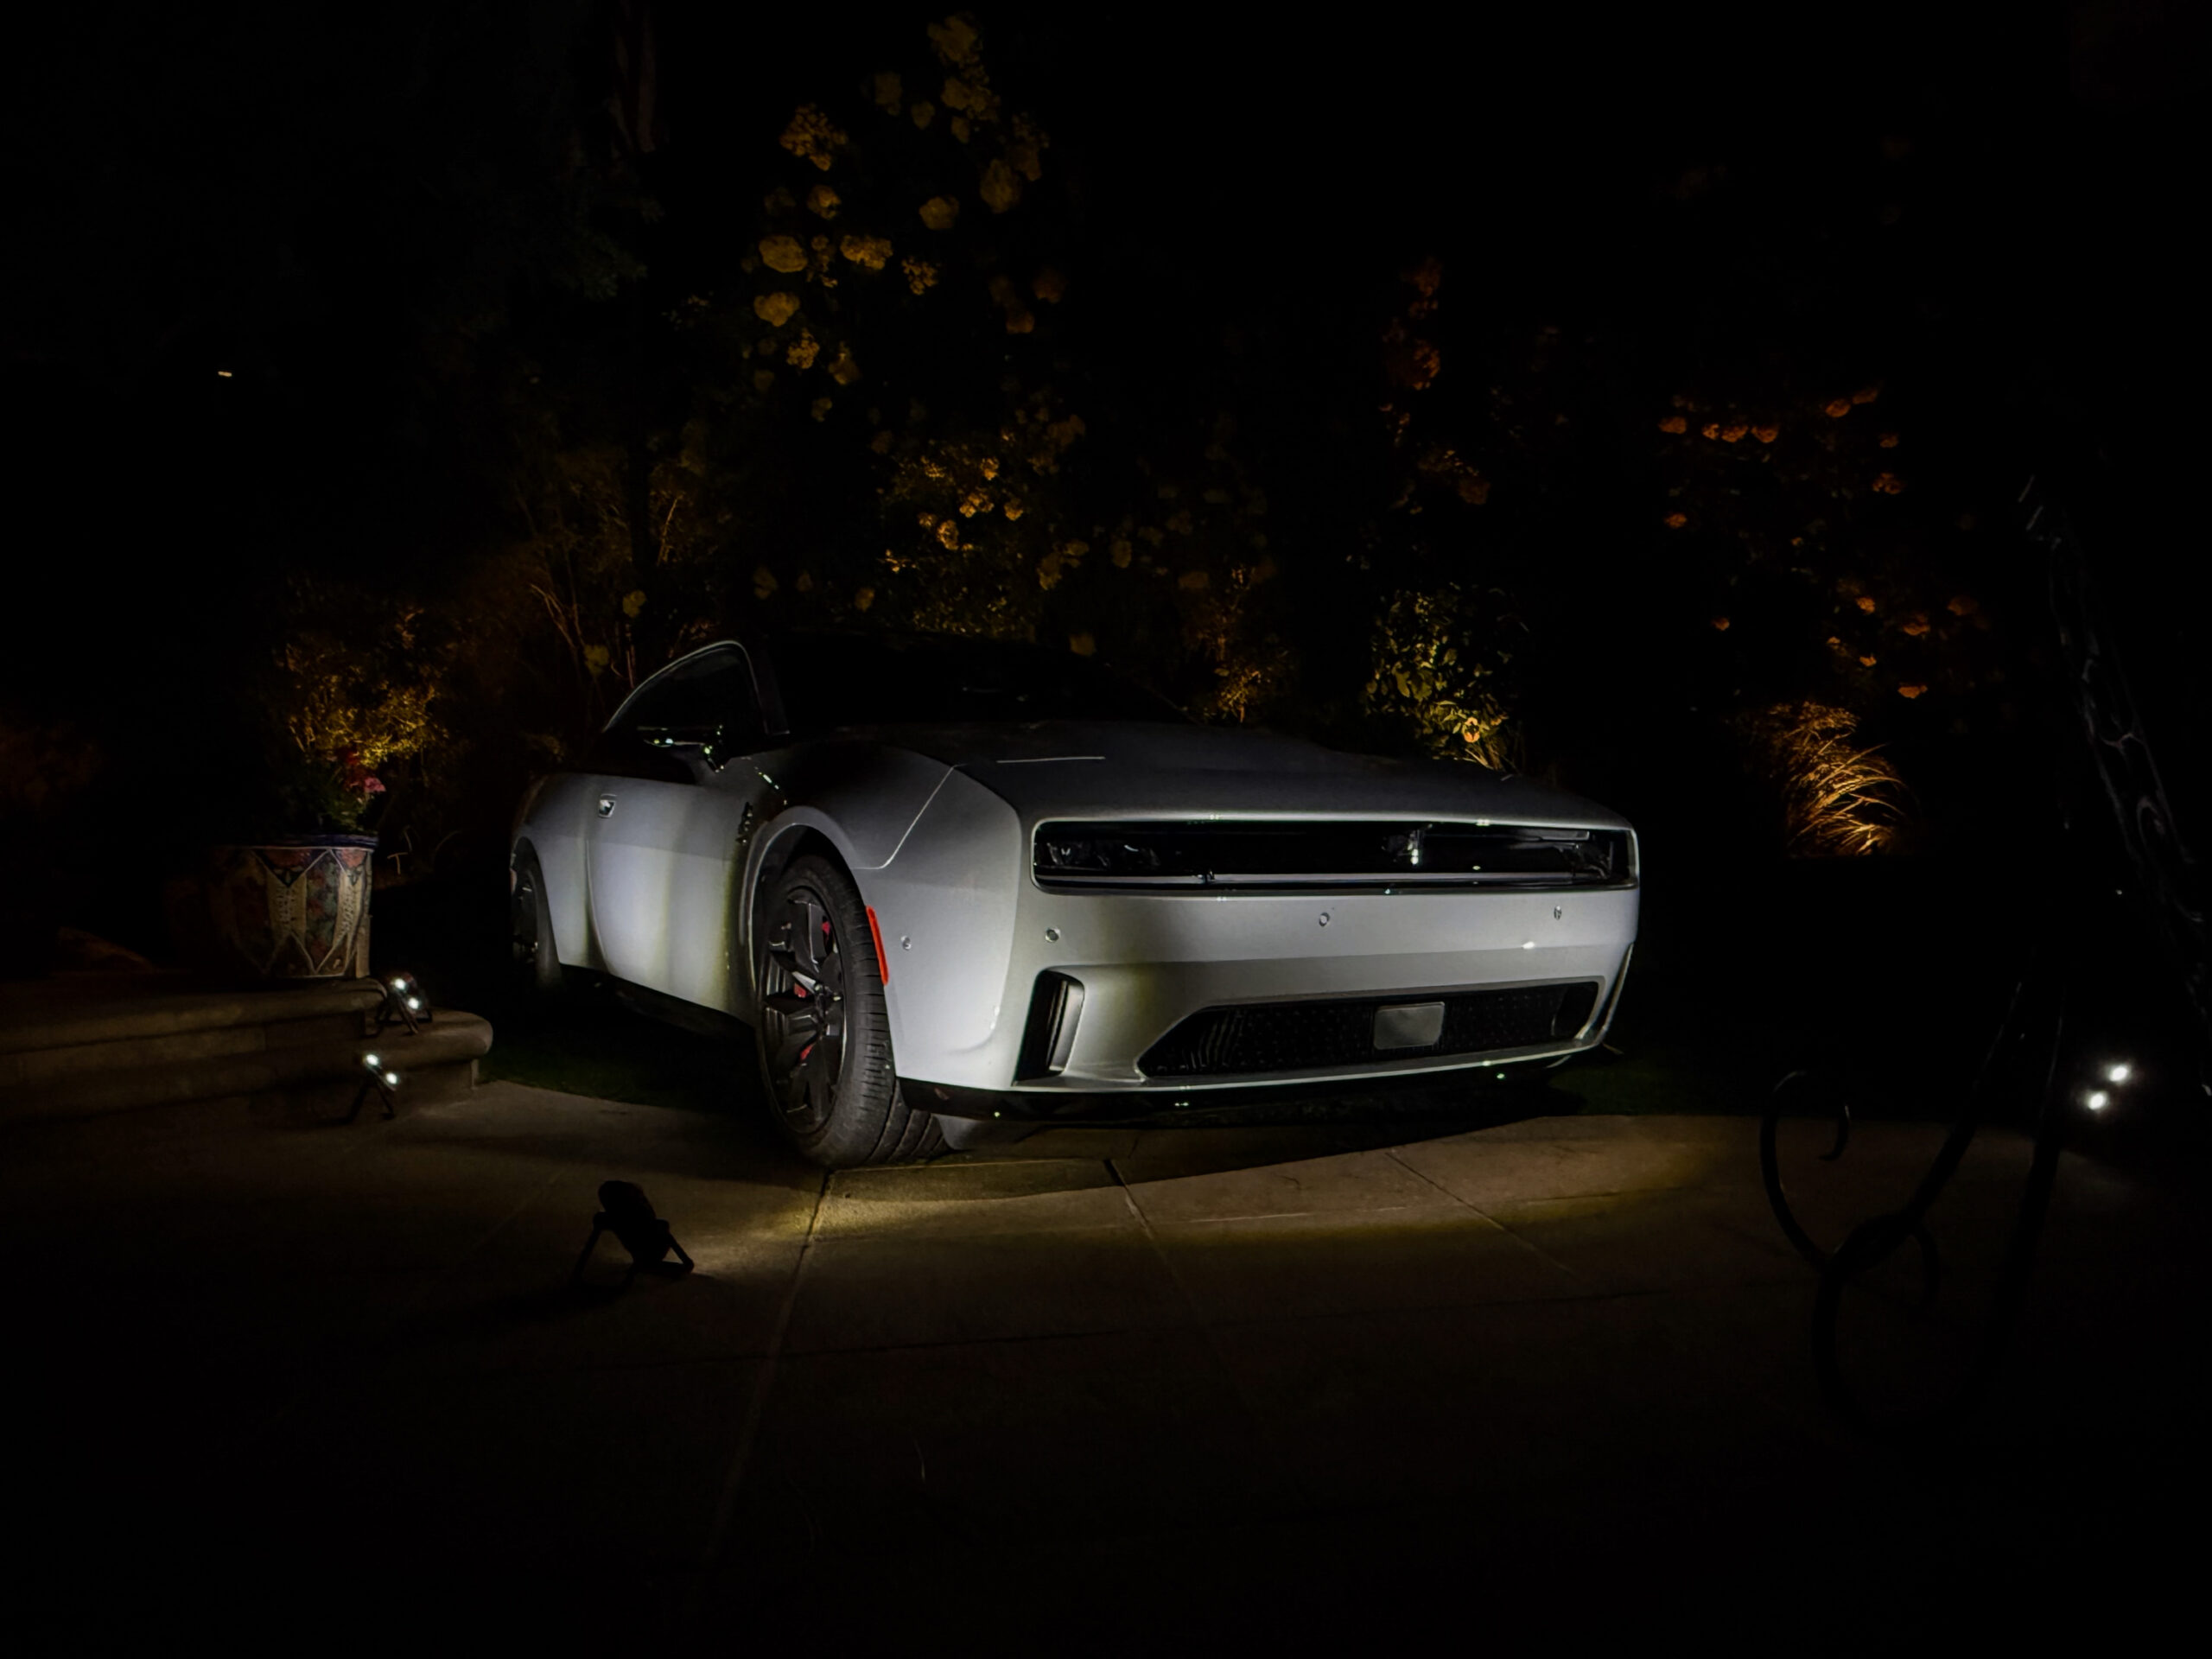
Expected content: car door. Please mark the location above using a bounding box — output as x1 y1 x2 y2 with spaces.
585 645 779 1014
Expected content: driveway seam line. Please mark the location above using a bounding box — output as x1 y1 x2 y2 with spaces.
1382 1144 1594 1286
1108 1155 1319 1514
691 1164 830 1602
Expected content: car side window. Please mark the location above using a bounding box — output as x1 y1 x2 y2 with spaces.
585 648 768 779
641 651 765 747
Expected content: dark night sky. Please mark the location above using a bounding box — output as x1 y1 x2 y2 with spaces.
4 3 2205 848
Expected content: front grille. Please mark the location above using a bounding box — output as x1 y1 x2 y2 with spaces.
1033 820 1631 891
1140 982 1600 1077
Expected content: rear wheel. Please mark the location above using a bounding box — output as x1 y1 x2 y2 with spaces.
510 848 563 996
756 854 944 1167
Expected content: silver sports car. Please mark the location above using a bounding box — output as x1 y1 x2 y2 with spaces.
509 632 1639 1166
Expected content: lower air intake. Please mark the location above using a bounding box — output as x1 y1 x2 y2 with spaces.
1140 982 1599 1078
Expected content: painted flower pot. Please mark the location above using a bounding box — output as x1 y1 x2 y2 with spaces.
170 836 377 982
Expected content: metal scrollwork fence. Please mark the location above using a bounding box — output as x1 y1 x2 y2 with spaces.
1761 476 2208 1432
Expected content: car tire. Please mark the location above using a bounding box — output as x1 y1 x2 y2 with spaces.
756 853 944 1167
510 846 564 997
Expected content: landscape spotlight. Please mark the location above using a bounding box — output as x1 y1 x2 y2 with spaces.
375 972 431 1034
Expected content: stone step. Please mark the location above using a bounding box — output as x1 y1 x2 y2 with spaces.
0 977 385 1056
0 1007 493 1127
0 1009 378 1090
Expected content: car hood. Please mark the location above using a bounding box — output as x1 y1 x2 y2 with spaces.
836 721 1630 830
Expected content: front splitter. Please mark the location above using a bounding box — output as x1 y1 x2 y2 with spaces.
903 1057 1571 1125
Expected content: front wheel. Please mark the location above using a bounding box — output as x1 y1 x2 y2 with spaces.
755 854 944 1167
510 847 563 997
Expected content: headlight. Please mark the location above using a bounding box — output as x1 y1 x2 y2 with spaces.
1036 835 1162 874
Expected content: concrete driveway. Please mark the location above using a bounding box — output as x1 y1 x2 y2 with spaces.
10 1079 2202 1648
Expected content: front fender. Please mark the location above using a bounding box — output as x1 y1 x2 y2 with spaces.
734 743 955 1012
855 770 1024 1078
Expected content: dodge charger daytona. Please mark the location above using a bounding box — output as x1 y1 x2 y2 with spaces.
509 631 1639 1166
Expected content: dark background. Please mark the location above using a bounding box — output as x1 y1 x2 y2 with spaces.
3 3 2204 1011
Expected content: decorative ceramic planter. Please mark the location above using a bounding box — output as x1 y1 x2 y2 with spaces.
170 835 376 981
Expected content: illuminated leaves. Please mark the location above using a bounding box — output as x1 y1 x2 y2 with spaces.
839 233 893 270
1415 443 1488 505
785 330 819 369
779 105 849 171
1743 702 1911 856
1363 586 1521 768
901 257 940 295
980 158 1020 213
927 15 980 65
753 566 779 600
918 195 960 230
872 72 903 114
1659 415 1688 434
760 236 809 274
807 184 841 219
753 291 800 327
1036 539 1084 588
827 346 861 385
1382 320 1441 391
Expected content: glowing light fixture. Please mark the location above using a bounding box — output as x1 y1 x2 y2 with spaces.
2085 1090 2109 1112
2106 1063 2132 1084
375 971 431 1034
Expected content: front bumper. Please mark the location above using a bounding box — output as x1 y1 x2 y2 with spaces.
874 857 1639 1105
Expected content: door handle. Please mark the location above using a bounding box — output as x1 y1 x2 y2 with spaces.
597 794 617 817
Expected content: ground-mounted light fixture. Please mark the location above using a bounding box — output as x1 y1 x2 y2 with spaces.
373 972 433 1035
2082 1058 2136 1114
347 1050 401 1122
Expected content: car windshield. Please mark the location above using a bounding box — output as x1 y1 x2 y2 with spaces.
770 632 1187 734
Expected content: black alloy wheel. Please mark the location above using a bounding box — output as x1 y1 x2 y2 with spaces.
510 848 563 995
756 854 944 1166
